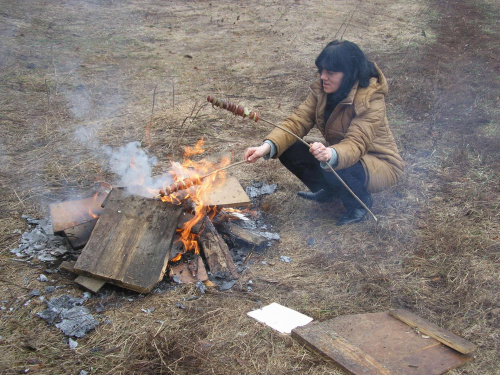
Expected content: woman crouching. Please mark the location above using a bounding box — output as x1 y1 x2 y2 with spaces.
245 40 404 225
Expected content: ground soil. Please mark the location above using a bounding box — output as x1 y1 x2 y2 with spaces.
0 0 499 374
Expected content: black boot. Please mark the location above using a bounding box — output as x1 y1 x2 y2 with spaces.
297 189 334 202
337 196 373 226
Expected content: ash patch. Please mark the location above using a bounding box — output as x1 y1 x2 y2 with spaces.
10 215 70 263
245 181 277 199
37 294 98 338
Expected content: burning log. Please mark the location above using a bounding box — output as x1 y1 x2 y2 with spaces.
212 217 269 248
199 216 239 280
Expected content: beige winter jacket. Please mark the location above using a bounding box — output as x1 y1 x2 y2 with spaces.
265 65 404 193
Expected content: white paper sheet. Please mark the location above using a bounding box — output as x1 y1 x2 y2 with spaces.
247 302 313 334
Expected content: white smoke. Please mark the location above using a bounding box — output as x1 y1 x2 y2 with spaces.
105 141 172 197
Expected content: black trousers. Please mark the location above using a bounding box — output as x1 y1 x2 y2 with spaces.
278 141 371 209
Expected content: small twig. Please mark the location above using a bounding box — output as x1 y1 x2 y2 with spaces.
172 79 175 109
45 78 51 108
168 101 208 153
171 101 199 151
0 278 31 291
12 189 26 208
243 246 256 265
152 339 168 368
151 84 158 122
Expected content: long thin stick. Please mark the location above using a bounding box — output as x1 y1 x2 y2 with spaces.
201 159 247 179
207 96 377 222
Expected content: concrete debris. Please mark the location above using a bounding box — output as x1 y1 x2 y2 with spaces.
245 181 277 198
38 274 48 282
10 215 70 263
37 294 98 338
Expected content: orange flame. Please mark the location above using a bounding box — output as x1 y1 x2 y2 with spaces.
88 208 99 219
170 252 182 262
160 140 232 258
183 138 205 158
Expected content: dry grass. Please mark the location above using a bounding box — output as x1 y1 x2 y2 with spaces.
1 0 499 374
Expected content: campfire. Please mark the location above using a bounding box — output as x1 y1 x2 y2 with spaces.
45 139 278 294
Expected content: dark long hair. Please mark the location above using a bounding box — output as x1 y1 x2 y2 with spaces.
315 40 378 102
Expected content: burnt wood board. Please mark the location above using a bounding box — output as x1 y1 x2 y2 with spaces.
63 218 98 249
73 189 183 293
292 312 473 375
50 194 107 233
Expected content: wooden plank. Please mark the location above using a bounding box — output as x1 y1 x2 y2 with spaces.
213 220 268 247
292 325 395 375
201 176 251 208
74 275 106 293
292 312 473 375
49 194 106 233
199 216 239 280
389 309 477 354
73 189 183 293
63 218 98 249
59 260 76 272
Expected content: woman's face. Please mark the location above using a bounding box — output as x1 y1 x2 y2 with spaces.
320 69 344 93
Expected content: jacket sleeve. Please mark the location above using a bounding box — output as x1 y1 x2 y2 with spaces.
264 91 318 158
332 91 385 169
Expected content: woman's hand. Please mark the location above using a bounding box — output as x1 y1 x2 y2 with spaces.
245 143 271 163
309 142 333 162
